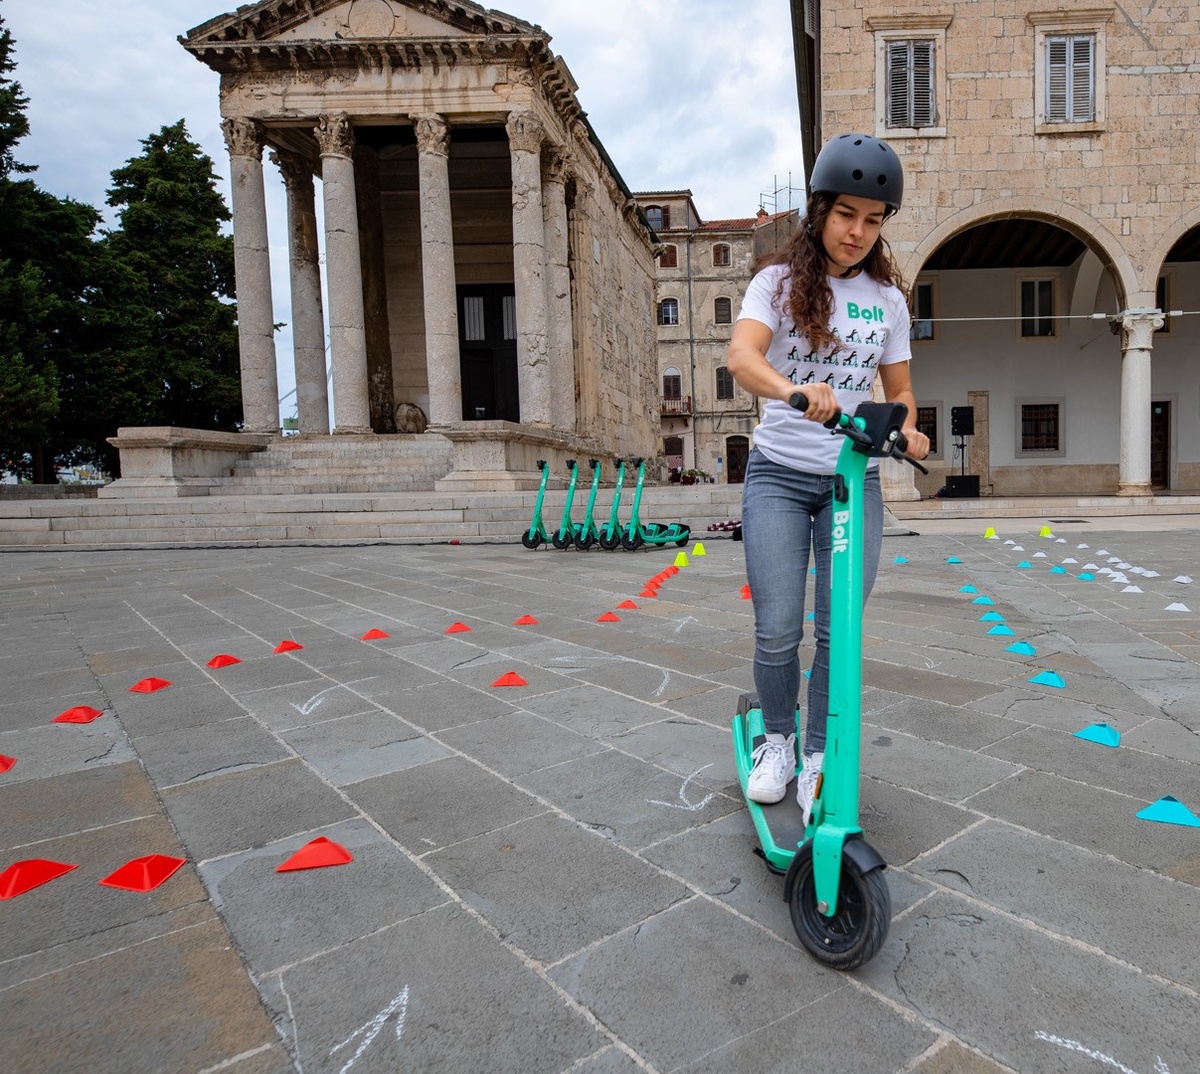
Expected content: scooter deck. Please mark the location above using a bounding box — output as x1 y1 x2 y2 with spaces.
732 694 809 875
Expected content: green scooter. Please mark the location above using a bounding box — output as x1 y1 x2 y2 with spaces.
572 459 603 550
731 398 927 969
598 459 628 551
520 460 551 549
551 460 582 549
621 457 690 551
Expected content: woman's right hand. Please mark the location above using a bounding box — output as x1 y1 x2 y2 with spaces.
789 383 840 423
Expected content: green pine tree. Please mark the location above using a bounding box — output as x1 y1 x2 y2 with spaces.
0 6 33 179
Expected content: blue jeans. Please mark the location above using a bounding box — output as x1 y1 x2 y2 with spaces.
740 449 883 753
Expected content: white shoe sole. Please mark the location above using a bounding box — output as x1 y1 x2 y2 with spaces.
746 781 790 805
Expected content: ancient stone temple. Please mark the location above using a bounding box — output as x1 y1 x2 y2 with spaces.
172 0 659 491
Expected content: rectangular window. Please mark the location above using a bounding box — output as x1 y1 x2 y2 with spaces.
1021 402 1061 452
663 373 682 401
714 297 732 324
1046 35 1094 123
916 405 938 456
658 299 679 327
713 244 731 267
501 295 517 341
886 39 935 129
659 244 678 269
716 366 735 401
463 296 486 342
911 281 934 340
1156 275 1171 333
1020 279 1055 337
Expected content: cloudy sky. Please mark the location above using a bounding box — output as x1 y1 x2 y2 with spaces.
3 0 803 414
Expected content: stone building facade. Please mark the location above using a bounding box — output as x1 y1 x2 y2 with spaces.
634 192 799 485
799 0 1200 496
177 0 660 491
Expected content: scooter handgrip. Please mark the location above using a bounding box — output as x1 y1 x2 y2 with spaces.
787 392 808 412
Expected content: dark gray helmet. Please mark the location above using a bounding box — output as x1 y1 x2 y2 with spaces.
809 133 903 214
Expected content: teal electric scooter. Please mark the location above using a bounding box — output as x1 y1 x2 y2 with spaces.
520 460 552 549
621 457 691 550
551 460 582 549
572 459 603 550
598 459 628 551
732 398 927 969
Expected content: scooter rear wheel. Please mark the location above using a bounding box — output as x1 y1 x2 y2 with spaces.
551 529 573 550
521 530 542 549
788 842 890 970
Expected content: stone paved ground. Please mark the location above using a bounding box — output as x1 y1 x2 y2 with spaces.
1 521 1198 1074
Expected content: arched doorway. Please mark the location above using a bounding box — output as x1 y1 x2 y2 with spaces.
725 435 749 484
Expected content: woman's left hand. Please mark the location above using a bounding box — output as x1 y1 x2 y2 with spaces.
901 427 931 460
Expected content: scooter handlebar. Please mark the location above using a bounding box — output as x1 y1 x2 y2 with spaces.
788 393 927 472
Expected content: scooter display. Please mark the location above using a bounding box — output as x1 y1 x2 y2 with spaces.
520 460 552 549
731 398 927 969
620 457 690 551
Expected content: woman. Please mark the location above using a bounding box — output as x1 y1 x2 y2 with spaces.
727 133 930 820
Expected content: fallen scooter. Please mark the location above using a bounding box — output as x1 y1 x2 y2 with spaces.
520 460 552 549
621 457 690 551
731 398 928 969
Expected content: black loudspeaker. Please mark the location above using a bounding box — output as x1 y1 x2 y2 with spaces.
946 475 980 498
951 406 975 437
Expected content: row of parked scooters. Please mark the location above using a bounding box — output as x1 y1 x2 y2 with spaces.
521 457 691 550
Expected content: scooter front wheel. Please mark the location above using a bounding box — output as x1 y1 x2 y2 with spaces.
788 842 890 970
621 531 644 551
551 528 573 550
521 530 542 549
576 532 596 551
599 530 621 551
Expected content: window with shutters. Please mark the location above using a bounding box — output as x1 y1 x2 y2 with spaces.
869 16 949 139
1028 11 1109 134
1019 278 1056 339
712 243 731 267
658 298 679 327
886 40 936 129
714 297 732 325
659 244 678 269
716 366 735 401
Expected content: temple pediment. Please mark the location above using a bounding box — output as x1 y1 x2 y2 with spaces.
183 0 541 48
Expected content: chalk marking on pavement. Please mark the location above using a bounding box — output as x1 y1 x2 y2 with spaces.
652 670 671 697
673 615 701 634
330 985 409 1074
292 678 377 715
1033 1030 1170 1074
649 764 716 812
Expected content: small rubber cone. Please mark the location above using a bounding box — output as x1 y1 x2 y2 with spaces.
513 614 539 626
639 589 659 599
987 624 1015 636
972 595 995 605
0 859 77 899
130 677 172 693
597 611 621 622
53 705 104 724
1016 561 1032 569
1077 572 1095 581
1122 585 1143 593
1039 526 1054 537
959 584 978 593
0 754 15 773
947 556 963 564
276 837 354 872
99 854 187 892
1136 796 1200 827
207 654 241 668
1074 722 1120 748
693 542 707 556
492 671 528 687
983 527 997 538
894 556 908 565
979 611 1005 622
445 621 472 634
664 566 680 578
674 552 689 568
1165 602 1191 612
1029 670 1066 688
740 584 752 600
1006 641 1037 656
1049 566 1067 574
274 639 304 653
361 628 390 640
616 600 638 610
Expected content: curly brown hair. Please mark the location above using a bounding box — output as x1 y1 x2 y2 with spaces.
760 192 908 356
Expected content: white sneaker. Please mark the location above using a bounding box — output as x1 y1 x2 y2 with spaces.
747 734 796 804
796 751 824 826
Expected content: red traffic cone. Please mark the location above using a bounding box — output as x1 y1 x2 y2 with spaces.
361 628 390 640
99 854 187 892
274 639 304 653
513 614 539 626
639 589 658 599
617 600 638 610
130 677 171 693
741 584 752 600
445 621 472 634
0 859 78 899
597 611 621 622
53 705 104 724
0 754 15 774
207 654 241 669
492 671 528 687
276 837 354 872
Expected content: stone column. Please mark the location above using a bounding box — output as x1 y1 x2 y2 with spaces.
568 175 597 436
315 112 371 434
411 112 461 426
272 150 329 435
507 110 552 426
1117 310 1163 496
354 145 397 433
222 117 279 434
542 146 576 431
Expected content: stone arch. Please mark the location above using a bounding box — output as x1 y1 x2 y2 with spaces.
1146 203 1200 287
903 196 1140 309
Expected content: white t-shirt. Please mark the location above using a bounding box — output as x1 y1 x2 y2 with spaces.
737 263 912 474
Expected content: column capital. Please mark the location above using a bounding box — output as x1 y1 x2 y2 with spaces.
270 149 316 190
506 109 545 155
315 112 356 158
411 112 450 157
1118 310 1164 352
542 144 570 186
221 117 265 159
